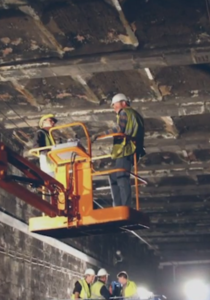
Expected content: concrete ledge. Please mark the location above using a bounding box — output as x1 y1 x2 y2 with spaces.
0 211 100 266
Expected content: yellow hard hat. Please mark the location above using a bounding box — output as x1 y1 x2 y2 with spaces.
39 114 57 128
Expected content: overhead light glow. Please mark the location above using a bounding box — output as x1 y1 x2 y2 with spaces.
184 279 209 300
137 287 153 300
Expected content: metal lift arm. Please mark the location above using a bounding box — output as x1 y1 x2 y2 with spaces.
0 143 66 217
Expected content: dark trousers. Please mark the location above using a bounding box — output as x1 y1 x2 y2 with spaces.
109 155 133 207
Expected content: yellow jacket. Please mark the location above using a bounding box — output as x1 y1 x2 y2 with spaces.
72 279 91 299
123 280 137 297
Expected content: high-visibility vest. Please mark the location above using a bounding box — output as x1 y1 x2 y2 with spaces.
111 107 144 159
38 129 54 173
37 129 53 146
91 281 104 299
72 279 91 299
123 280 137 297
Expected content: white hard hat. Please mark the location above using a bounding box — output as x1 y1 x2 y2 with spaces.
84 268 95 276
97 268 109 277
111 93 128 105
117 271 128 277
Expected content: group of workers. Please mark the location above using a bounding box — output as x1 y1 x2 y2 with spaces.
72 268 137 300
33 93 145 207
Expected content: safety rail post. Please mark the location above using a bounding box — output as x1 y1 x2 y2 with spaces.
134 152 139 210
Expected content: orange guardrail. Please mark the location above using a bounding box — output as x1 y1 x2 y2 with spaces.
29 125 145 211
49 122 91 157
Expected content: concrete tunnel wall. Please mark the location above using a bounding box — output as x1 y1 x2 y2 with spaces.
0 212 99 300
0 139 159 300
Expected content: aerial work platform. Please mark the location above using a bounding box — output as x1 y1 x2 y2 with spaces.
29 206 149 238
0 122 149 238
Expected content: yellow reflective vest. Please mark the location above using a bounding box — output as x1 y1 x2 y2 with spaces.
38 129 54 147
91 281 104 299
38 129 54 173
72 279 91 299
123 280 137 297
111 107 144 159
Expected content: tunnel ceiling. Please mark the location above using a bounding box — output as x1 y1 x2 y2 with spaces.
1 0 210 264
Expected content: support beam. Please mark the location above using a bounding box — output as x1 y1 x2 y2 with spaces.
95 183 210 198
73 75 101 104
19 5 64 57
160 117 179 138
140 184 210 197
139 161 210 177
140 229 210 238
159 249 210 258
142 203 210 214
93 161 210 181
160 260 210 267
95 196 210 213
11 80 40 108
21 134 210 158
138 97 210 118
152 222 210 230
93 133 210 154
142 235 210 244
2 97 210 125
108 0 139 47
1 46 210 81
150 213 210 225
138 69 163 101
0 0 28 8
145 136 210 153
157 242 210 251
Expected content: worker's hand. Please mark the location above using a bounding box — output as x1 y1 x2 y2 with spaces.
90 135 98 143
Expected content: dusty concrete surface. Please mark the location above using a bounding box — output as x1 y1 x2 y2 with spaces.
0 222 87 300
42 0 129 55
122 0 210 48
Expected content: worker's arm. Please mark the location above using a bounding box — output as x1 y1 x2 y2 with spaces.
100 285 112 300
104 109 127 135
72 281 82 299
33 130 46 148
91 110 128 141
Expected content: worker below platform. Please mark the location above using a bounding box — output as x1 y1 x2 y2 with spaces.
72 268 96 299
91 268 112 300
33 114 58 178
109 280 122 298
117 271 137 298
91 93 145 207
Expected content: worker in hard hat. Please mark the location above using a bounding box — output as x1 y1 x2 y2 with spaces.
109 280 122 298
33 114 57 177
91 268 112 300
90 93 145 207
72 268 96 299
117 271 137 298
